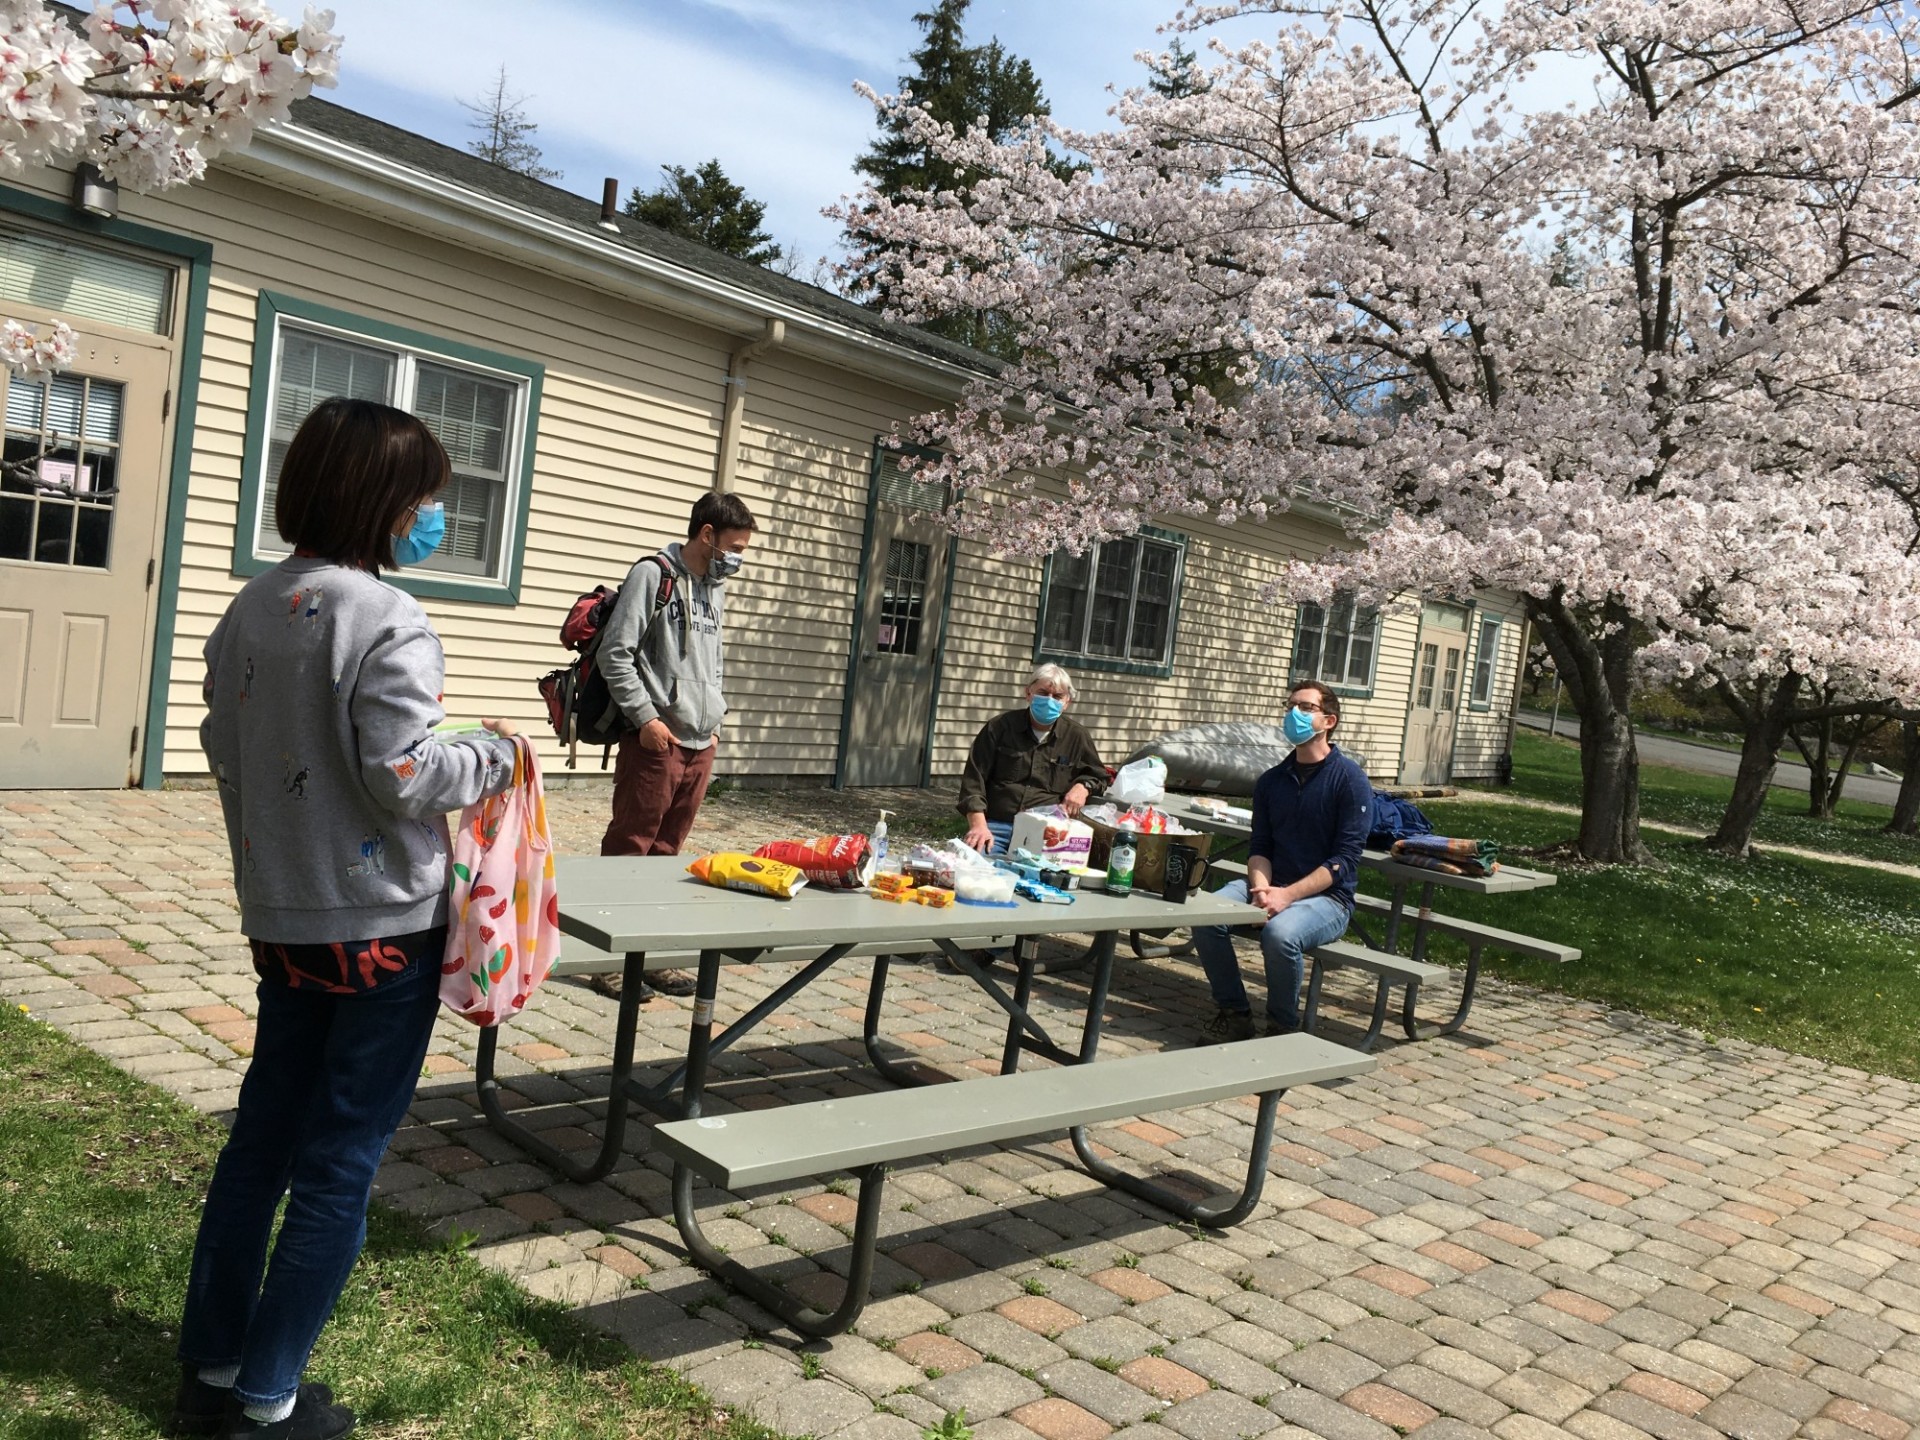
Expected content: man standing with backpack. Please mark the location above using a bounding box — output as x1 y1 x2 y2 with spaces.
594 491 756 998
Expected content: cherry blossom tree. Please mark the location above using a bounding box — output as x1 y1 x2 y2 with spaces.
1 0 341 376
834 0 1920 863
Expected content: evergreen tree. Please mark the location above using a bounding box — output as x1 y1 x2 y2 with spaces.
462 66 562 182
626 160 784 267
845 0 1056 356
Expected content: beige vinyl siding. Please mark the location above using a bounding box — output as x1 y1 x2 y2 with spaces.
107 167 785 777
1447 594 1529 780
930 506 1422 791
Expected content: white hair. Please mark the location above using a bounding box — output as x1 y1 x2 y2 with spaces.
1027 663 1076 700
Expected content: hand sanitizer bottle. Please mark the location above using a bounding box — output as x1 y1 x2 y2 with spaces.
872 809 894 869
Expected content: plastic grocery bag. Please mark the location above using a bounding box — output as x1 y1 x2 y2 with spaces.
440 735 561 1026
1108 755 1167 807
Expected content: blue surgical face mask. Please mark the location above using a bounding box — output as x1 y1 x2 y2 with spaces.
393 501 444 566
1030 694 1065 725
1283 705 1318 745
709 549 744 580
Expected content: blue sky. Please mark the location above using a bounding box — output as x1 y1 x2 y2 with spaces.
319 0 1200 271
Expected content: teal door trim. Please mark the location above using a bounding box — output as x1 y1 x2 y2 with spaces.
0 184 213 790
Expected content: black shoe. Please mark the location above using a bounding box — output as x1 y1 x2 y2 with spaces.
169 1371 333 1437
647 968 698 997
215 1391 356 1439
1198 1009 1256 1044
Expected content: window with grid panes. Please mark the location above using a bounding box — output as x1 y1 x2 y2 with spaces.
1469 617 1501 708
252 319 526 580
1038 531 1185 670
1290 594 1382 692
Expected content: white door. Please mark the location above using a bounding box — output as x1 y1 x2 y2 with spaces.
1399 606 1467 785
843 453 952 786
0 328 172 787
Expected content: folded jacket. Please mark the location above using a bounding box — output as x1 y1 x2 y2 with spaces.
1392 834 1501 866
1390 851 1500 878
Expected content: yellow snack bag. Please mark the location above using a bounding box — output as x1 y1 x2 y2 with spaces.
687 852 809 899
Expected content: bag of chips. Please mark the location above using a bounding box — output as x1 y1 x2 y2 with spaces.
752 834 874 889
687 852 809 899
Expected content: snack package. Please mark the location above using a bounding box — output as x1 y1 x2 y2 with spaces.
1009 806 1095 863
753 834 875 890
687 852 808 899
912 886 956 908
869 871 916 897
902 842 955 890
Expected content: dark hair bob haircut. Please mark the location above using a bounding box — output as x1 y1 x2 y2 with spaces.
275 397 451 572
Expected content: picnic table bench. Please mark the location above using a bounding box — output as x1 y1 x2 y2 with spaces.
655 1033 1370 1335
486 855 1375 1336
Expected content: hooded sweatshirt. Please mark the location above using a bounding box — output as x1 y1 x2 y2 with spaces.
597 540 728 749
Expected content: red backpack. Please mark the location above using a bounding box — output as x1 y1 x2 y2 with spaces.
536 552 675 769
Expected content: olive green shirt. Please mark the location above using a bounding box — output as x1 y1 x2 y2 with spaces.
957 709 1107 823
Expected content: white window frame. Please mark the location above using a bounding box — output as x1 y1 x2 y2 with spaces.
1469 615 1502 710
1291 593 1383 695
248 314 533 588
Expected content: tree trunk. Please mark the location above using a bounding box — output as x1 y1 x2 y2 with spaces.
1792 709 1837 819
1705 673 1800 859
1887 722 1920 836
1526 593 1653 864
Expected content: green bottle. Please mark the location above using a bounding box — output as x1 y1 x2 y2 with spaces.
1107 824 1137 897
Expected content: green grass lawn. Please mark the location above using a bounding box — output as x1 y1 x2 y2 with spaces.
0 1004 778 1440
1478 728 1916 867
1363 799 1920 1082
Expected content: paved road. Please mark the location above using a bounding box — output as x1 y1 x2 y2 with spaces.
1517 710 1904 809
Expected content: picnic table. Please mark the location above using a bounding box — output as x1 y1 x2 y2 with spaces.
476 854 1374 1335
1156 795 1576 1049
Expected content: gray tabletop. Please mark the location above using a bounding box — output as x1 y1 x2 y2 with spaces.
555 854 1266 954
1158 796 1556 896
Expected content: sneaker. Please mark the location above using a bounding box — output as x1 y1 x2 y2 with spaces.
586 971 656 1003
215 1390 356 1439
169 1372 332 1437
1199 1009 1257 1044
647 968 698 997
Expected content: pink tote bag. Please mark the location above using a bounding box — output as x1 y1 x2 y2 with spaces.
440 734 562 1026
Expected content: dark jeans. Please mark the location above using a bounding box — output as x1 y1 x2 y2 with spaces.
178 946 441 1408
602 736 717 856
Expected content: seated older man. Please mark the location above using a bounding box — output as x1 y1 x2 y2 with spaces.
958 663 1107 856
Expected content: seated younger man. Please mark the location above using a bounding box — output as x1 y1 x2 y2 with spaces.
1190 680 1371 1041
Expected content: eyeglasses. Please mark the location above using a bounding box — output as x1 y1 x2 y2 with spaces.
1290 700 1326 715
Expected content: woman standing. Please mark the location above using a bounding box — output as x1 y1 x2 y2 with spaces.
173 398 515 1440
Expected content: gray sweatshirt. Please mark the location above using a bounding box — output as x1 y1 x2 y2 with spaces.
596 541 728 749
200 557 515 943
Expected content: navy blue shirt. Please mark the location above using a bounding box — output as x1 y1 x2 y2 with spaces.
1248 744 1372 910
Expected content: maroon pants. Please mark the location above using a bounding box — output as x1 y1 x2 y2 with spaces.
601 736 717 857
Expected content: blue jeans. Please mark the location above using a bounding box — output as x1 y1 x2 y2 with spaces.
178 948 441 1408
1191 881 1349 1031
985 820 1013 856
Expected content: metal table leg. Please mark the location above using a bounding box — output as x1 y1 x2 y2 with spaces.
1403 943 1483 1041
476 948 646 1184
1071 1086 1285 1228
672 1151 889 1338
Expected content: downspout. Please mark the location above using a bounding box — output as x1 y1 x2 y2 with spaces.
1502 618 1532 784
714 317 785 492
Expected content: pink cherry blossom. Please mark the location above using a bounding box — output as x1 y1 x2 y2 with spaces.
834 0 1920 860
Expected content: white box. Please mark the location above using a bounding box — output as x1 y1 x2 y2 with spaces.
1010 808 1094 863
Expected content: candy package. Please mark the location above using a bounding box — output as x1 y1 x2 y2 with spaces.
753 834 874 890
687 852 808 899
901 842 955 890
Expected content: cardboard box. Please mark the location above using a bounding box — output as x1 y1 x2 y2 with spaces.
1086 821 1213 896
1010 808 1094 864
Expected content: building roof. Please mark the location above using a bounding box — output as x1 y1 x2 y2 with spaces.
286 97 993 378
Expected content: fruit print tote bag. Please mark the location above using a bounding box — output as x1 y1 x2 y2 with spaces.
440 734 562 1026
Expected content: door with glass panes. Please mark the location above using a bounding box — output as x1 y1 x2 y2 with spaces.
1 321 172 787
844 452 952 785
1398 603 1468 785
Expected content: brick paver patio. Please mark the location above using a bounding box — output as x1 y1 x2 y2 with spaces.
5 784 1920 1440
